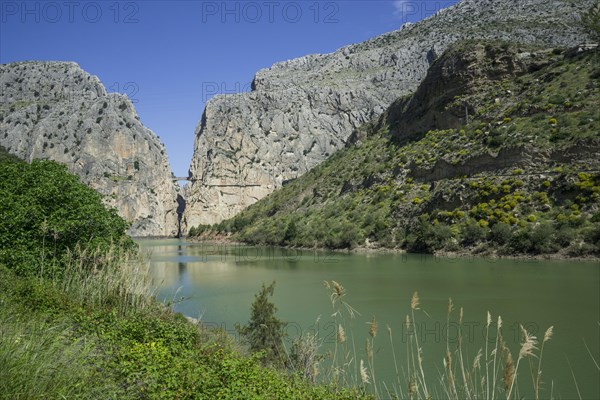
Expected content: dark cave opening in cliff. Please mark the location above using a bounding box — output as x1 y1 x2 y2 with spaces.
176 194 186 238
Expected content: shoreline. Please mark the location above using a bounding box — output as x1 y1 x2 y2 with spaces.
184 235 600 263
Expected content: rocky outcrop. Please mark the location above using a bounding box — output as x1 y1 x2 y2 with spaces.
0 61 179 237
385 42 558 139
184 0 596 229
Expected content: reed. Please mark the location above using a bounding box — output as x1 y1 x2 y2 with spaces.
0 311 112 399
318 282 557 400
323 279 361 387
56 241 154 315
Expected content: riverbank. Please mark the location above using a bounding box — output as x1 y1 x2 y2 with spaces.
142 237 600 400
0 259 370 400
187 233 600 262
0 153 370 399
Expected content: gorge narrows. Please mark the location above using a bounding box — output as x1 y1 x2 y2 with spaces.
176 194 186 238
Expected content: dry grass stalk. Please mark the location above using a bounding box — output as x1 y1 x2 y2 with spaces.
491 315 503 400
519 326 538 359
365 320 379 400
507 325 538 399
387 324 401 389
535 326 554 400
325 280 359 319
411 291 420 310
337 324 346 344
369 316 378 338
473 349 483 371
445 297 459 400
485 311 492 400
408 378 417 400
446 350 457 399
365 339 373 362
360 359 370 384
456 307 470 400
409 292 429 399
503 349 515 395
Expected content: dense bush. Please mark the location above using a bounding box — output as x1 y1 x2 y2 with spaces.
490 222 512 245
0 265 369 400
0 158 130 277
460 219 488 247
405 218 453 253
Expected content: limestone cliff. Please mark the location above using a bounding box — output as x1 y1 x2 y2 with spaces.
184 0 595 230
0 61 179 237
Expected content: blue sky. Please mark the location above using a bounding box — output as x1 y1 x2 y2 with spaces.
1 0 458 177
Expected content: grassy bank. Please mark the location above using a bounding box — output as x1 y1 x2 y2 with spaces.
0 255 369 399
0 147 368 399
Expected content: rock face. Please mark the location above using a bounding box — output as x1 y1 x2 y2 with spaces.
0 61 179 237
184 0 595 229
384 42 557 139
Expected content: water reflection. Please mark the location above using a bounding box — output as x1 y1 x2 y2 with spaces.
138 239 342 286
135 238 600 400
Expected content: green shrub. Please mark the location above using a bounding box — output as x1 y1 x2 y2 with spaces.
0 159 130 277
530 222 557 254
509 226 534 253
490 222 512 245
460 219 487 247
583 223 600 247
236 282 287 368
405 219 453 253
555 226 576 247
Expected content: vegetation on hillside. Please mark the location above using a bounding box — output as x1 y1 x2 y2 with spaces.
0 152 368 399
583 1 600 41
189 45 600 257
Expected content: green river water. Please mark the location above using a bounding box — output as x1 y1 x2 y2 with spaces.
137 239 599 399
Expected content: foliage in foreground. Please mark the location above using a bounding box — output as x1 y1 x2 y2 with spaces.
190 45 600 257
236 281 288 368
0 255 370 399
0 149 368 399
319 282 559 400
234 279 563 400
0 154 131 278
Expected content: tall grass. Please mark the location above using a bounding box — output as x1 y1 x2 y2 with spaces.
323 280 361 388
0 242 152 399
0 312 114 399
55 242 154 315
316 282 555 400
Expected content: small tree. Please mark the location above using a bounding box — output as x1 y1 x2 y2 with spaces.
236 281 287 367
583 2 600 42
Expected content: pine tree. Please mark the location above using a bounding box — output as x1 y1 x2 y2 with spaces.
236 281 287 367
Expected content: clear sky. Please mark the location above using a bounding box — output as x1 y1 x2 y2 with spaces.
1 0 458 177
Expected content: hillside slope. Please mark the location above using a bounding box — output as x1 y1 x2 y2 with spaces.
190 42 600 258
183 0 595 229
0 61 179 237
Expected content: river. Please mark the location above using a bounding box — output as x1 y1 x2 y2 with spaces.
137 238 599 399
